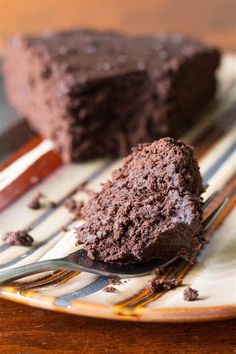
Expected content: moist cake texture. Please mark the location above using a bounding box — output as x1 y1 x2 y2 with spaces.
4 29 220 161
76 138 204 264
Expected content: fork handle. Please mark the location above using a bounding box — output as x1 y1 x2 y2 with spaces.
0 259 65 284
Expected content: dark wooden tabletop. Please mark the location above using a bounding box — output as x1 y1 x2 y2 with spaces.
1 1 236 353
0 299 235 353
1 0 236 51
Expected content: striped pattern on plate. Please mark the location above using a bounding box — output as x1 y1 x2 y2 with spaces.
0 54 235 322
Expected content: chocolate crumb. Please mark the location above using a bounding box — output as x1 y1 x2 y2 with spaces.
28 192 44 210
103 286 118 293
146 278 182 294
28 193 57 210
64 198 84 218
60 225 69 232
108 277 122 285
2 230 34 246
183 286 199 301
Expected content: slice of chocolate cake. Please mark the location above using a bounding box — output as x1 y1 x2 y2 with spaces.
4 29 220 161
76 138 204 264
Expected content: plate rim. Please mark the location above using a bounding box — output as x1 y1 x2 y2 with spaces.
1 291 236 322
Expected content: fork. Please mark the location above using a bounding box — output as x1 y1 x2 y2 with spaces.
0 192 227 284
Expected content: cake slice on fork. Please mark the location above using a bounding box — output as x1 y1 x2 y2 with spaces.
76 137 204 264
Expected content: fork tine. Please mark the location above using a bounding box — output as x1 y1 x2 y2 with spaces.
203 197 228 231
203 190 219 211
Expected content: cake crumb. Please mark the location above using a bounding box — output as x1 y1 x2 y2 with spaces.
2 230 34 247
103 286 118 293
108 277 122 285
60 225 69 232
64 198 84 218
146 278 182 294
28 192 44 210
183 286 199 301
28 193 57 210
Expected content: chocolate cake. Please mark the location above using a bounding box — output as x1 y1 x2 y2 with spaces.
76 138 204 264
4 29 220 161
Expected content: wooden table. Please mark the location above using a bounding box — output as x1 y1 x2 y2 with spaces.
0 1 236 353
0 299 235 353
1 0 236 51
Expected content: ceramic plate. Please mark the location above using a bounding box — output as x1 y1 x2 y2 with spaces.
0 55 235 322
